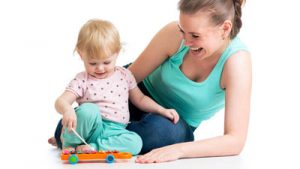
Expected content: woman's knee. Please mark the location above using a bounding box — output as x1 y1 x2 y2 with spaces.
127 114 193 153
142 114 185 138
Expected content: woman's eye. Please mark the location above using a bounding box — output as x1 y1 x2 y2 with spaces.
192 34 199 38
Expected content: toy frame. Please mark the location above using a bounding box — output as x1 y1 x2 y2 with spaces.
61 150 132 164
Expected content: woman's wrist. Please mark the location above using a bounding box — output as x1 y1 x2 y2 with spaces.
176 143 187 159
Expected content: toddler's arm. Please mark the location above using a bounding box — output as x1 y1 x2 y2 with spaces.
55 91 77 132
129 87 179 124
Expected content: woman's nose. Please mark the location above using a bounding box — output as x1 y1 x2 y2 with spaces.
182 34 192 46
183 39 192 46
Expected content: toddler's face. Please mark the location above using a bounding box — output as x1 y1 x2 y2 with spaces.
81 54 118 79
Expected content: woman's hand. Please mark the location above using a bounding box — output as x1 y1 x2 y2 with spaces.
62 110 77 132
135 144 183 163
159 108 179 124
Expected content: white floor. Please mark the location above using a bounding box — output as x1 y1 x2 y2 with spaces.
45 148 249 169
5 137 300 169
1 0 300 168
3 109 299 169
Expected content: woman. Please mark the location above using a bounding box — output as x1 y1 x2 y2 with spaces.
127 0 251 163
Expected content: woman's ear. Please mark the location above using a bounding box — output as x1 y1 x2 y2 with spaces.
221 20 232 39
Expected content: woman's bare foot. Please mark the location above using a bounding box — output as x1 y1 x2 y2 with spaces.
48 137 57 147
76 145 96 154
62 147 76 155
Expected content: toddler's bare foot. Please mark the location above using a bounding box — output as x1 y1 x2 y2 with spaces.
62 147 75 155
76 145 96 154
48 137 57 147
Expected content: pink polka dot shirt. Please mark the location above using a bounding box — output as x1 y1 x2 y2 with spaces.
66 67 137 124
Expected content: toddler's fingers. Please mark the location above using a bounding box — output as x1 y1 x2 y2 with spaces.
68 121 73 132
174 114 179 124
72 121 77 132
62 119 66 127
166 111 174 121
171 110 179 124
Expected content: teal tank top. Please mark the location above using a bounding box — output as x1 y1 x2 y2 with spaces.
143 37 248 127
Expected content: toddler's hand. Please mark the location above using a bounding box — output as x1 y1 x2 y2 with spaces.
62 110 77 132
161 109 179 124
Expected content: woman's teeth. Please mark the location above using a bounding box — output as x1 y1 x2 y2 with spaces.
190 47 202 52
190 47 199 50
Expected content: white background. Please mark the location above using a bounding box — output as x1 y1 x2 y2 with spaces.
0 0 300 168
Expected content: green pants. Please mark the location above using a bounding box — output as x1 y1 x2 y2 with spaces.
62 103 142 155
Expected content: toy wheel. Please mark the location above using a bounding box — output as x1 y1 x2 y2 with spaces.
105 154 115 163
68 154 79 164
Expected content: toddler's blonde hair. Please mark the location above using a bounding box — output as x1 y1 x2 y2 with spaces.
75 19 121 59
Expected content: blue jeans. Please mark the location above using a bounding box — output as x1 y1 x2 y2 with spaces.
127 114 195 154
126 82 195 154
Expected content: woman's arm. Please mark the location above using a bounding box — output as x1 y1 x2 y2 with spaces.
129 21 182 83
136 51 252 163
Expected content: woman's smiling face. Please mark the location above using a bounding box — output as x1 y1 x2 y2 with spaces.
178 11 228 60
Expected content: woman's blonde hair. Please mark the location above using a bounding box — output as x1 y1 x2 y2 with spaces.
75 19 121 59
